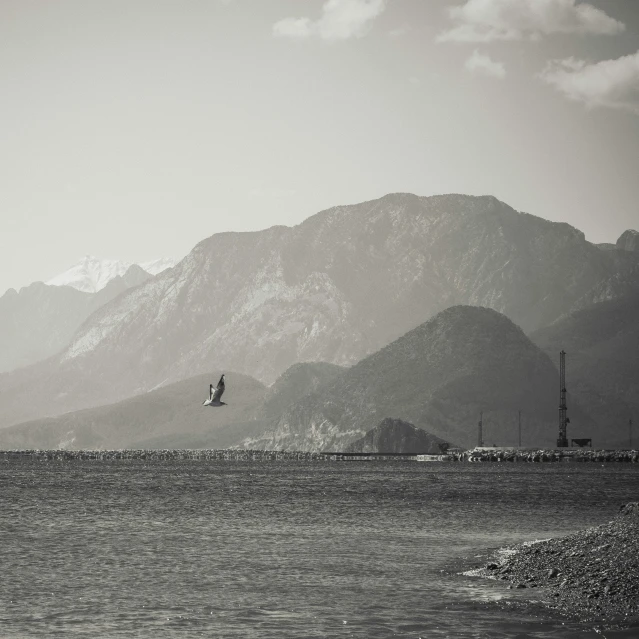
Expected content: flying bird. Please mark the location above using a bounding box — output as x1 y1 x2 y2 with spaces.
203 374 226 407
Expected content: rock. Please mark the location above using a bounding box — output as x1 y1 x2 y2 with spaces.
548 568 559 578
618 502 639 518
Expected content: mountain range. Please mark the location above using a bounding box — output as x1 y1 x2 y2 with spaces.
1 193 637 432
247 306 596 451
0 305 605 452
0 192 637 451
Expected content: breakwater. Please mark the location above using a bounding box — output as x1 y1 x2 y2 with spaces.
452 448 639 463
2 448 638 463
1 449 330 462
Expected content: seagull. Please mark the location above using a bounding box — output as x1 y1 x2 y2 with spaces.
203 374 226 407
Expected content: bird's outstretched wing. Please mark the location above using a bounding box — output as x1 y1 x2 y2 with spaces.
211 384 224 403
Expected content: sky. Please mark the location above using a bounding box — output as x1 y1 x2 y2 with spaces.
1 0 638 294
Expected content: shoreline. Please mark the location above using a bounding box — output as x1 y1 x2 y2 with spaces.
469 502 639 627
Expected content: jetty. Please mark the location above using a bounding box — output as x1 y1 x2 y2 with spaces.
2 447 637 463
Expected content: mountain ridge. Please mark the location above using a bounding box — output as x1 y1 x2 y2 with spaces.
1 193 636 429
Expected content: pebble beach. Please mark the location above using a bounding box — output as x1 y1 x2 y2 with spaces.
475 502 639 626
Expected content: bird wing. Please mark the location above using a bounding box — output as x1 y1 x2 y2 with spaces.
211 385 225 403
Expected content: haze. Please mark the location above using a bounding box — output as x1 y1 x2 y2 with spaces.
1 0 638 295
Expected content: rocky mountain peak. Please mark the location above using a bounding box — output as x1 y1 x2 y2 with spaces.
344 418 451 454
616 229 639 252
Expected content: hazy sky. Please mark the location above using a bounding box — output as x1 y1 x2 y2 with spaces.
1 0 638 294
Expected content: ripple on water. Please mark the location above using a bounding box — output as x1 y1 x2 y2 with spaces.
1 460 638 638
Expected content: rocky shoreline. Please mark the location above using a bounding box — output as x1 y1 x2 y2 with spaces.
449 448 639 462
473 502 639 626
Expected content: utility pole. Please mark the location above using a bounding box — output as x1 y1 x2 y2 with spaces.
630 419 633 450
557 351 569 448
478 411 484 448
518 410 522 447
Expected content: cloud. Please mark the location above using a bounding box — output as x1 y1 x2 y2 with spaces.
273 17 313 40
273 0 386 41
464 49 506 78
539 50 639 114
437 0 624 43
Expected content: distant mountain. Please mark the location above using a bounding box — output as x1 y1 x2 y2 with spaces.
616 229 639 253
343 418 451 454
0 372 266 450
46 255 178 293
531 292 639 447
0 265 150 373
1 193 637 429
247 306 595 452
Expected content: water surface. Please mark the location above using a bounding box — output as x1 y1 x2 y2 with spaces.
1 460 638 638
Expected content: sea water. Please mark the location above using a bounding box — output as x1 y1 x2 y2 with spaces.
0 459 638 638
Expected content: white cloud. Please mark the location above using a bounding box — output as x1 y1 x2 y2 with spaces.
539 50 639 114
437 0 624 43
464 49 506 78
273 17 313 40
273 0 386 41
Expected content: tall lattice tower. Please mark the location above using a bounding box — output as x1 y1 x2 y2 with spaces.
557 350 569 447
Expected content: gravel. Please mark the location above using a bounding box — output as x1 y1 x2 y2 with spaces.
475 502 639 625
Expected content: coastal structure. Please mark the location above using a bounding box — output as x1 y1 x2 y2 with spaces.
558 350 569 447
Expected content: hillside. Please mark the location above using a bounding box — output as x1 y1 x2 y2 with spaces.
247 306 595 452
262 362 346 419
0 372 266 450
531 292 639 447
1 193 637 428
343 418 451 454
0 361 348 450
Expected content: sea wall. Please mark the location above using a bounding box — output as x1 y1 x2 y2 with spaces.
0 449 329 462
2 448 638 463
448 449 639 463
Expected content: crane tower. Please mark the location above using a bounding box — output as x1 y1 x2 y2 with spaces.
557 350 569 448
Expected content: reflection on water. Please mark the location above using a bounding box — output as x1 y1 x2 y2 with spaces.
0 460 637 638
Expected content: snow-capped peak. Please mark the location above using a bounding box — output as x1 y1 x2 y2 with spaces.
46 255 178 293
138 257 177 276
